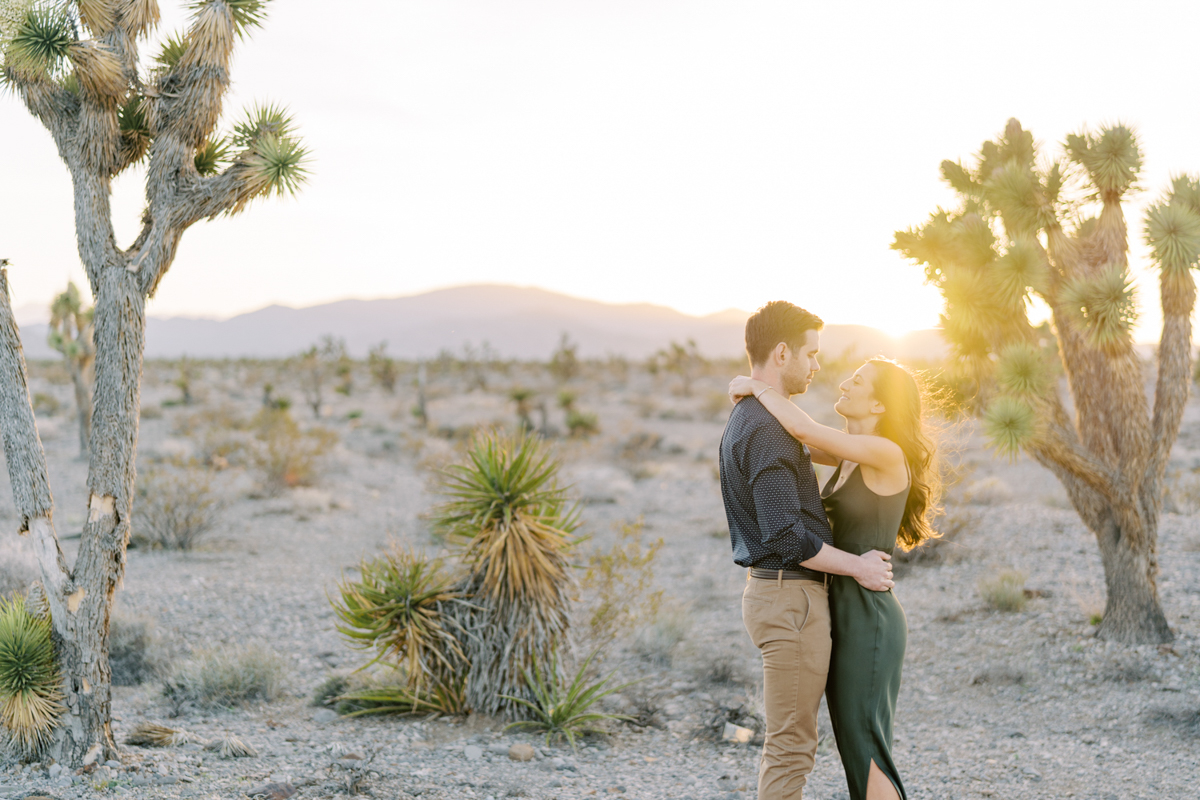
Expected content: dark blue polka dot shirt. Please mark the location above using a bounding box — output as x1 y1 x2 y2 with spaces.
719 396 832 570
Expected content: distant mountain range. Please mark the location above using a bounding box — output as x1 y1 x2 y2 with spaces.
17 284 946 362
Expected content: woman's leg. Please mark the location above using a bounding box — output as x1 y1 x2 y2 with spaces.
867 759 902 800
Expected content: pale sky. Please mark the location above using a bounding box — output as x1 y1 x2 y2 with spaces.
3 1 1200 339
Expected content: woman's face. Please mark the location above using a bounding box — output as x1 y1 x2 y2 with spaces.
834 363 884 421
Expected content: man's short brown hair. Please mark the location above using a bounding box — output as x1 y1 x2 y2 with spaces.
745 301 824 367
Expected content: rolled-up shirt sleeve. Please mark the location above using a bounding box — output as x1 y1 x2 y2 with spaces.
745 437 826 568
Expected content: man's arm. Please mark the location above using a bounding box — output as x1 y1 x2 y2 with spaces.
801 545 893 592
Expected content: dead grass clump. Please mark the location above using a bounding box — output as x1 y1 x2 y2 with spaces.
1164 470 1200 515
31 393 60 416
250 408 337 493
961 476 1013 505
698 653 746 686
132 467 221 551
978 570 1027 612
580 519 663 646
970 667 1026 686
695 702 763 743
110 615 169 686
1101 656 1155 684
631 605 692 664
164 645 287 711
1146 706 1200 737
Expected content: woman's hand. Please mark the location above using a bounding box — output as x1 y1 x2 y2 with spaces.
728 375 767 405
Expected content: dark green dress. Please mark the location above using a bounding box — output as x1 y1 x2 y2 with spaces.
821 462 908 800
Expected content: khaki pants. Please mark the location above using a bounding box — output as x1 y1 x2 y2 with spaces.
742 575 832 800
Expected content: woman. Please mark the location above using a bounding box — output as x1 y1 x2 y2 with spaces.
729 357 939 800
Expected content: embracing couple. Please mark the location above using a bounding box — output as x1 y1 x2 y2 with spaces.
719 301 939 800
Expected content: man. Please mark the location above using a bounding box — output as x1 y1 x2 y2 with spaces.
719 301 893 800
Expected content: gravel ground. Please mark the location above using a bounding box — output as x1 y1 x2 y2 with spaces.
0 364 1197 799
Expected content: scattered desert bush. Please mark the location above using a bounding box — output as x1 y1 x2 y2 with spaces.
0 595 64 759
335 672 467 718
566 410 600 438
368 342 399 393
1146 706 1200 738
502 650 633 750
696 701 763 743
697 652 746 686
549 333 580 383
164 645 286 711
250 408 337 493
311 673 350 707
631 605 692 664
132 465 219 545
978 570 1027 612
1164 470 1200 515
31 393 60 417
580 519 663 646
109 615 169 686
960 476 1013 505
132 467 221 551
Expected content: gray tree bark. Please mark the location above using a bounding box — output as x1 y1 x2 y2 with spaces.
1 0 308 765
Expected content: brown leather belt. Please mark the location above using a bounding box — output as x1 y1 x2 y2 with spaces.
749 567 828 583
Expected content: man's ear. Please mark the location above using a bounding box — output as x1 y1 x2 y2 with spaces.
773 341 790 366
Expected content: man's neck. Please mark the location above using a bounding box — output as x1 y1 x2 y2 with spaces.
750 367 789 398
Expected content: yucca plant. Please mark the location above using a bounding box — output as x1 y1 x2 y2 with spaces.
335 672 467 718
435 431 579 716
46 282 94 457
332 547 471 693
0 0 309 765
894 119 1200 644
0 596 64 758
501 650 633 751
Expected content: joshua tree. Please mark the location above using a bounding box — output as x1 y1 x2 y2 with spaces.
655 338 704 397
0 0 308 764
894 119 1200 645
367 341 398 394
47 282 94 456
548 332 579 383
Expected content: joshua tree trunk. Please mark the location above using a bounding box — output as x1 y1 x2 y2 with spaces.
0 0 308 764
68 361 93 457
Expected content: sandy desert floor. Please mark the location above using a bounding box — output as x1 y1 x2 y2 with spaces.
0 359 1197 800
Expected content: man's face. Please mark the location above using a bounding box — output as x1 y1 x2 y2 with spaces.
781 329 821 395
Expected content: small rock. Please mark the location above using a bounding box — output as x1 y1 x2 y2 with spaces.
48 764 63 779
104 759 123 769
312 709 338 724
464 745 484 761
508 743 536 762
246 782 296 800
722 723 755 744
487 743 510 755
52 775 73 788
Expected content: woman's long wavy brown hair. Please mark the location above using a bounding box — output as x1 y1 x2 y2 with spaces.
866 357 941 550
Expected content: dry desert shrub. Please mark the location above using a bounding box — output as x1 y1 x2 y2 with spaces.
1164 470 1200 515
31 392 60 417
164 645 287 712
250 408 337 493
978 570 1027 612
960 476 1014 505
132 467 221 551
580 519 664 646
1146 706 1200 738
110 615 170 686
631 605 692 664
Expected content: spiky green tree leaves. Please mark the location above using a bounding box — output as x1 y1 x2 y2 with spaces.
895 119 1200 645
0 596 64 758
